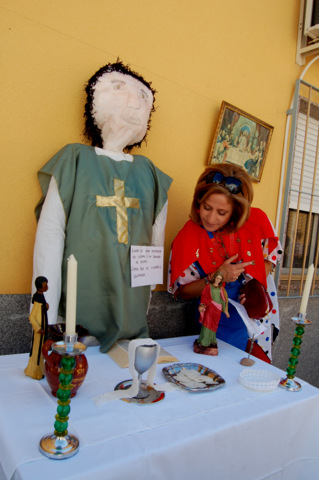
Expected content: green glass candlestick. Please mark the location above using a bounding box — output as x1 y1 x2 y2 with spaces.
279 313 311 392
39 333 86 459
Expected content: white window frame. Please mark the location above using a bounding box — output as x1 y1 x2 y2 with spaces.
276 79 319 297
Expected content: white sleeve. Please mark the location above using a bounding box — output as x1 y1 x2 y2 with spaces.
150 200 168 290
261 217 283 266
31 177 65 324
151 200 168 246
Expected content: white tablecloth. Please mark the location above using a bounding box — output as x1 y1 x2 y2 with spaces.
1 335 319 480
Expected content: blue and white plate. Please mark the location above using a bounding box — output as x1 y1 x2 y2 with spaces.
162 362 225 392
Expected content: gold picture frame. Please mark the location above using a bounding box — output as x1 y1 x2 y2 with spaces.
208 101 274 182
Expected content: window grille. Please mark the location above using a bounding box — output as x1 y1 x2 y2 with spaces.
277 79 319 297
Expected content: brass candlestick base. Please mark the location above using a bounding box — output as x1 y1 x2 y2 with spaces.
39 333 86 459
279 313 311 392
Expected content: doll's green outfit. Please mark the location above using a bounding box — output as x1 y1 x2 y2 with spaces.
198 283 229 347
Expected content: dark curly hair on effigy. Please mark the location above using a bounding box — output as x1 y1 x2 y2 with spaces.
83 59 156 151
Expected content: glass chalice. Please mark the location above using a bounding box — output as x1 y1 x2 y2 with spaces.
114 342 165 404
133 344 157 399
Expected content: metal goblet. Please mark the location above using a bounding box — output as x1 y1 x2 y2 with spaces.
133 344 157 399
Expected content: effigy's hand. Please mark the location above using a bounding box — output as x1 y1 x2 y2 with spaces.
220 254 253 283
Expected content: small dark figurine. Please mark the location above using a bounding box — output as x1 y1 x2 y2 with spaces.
24 276 49 379
194 271 229 356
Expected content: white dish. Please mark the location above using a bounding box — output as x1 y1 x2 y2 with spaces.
239 369 280 392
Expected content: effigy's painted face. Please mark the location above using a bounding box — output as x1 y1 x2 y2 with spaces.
199 193 233 232
92 71 154 151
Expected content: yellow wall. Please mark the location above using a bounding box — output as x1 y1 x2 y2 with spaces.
1 0 318 293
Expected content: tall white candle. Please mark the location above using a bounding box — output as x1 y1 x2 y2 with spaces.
299 264 314 315
65 254 77 335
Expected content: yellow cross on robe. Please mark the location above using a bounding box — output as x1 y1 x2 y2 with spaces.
96 179 139 244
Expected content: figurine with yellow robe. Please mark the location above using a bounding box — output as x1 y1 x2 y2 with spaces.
24 276 49 379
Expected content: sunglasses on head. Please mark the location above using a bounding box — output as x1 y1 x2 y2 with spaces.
205 171 242 194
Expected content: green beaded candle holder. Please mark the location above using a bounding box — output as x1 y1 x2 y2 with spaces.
39 334 87 459
279 313 311 392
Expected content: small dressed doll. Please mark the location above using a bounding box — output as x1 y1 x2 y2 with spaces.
194 271 230 356
24 276 49 379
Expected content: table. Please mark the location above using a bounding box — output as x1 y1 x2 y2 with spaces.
1 335 319 480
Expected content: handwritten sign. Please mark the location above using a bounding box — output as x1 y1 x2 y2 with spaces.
130 246 164 287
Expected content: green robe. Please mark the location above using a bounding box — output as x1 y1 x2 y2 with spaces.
36 144 172 352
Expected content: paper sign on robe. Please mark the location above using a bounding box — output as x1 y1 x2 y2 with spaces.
131 246 164 287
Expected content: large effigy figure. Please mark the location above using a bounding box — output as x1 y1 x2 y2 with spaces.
32 61 172 353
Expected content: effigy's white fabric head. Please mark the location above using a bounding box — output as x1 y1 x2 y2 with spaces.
92 71 154 152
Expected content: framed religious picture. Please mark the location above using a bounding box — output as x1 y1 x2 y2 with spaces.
208 101 274 182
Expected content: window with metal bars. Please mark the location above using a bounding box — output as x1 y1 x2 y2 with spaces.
277 81 319 297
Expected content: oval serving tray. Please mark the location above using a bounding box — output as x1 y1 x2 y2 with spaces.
162 362 225 392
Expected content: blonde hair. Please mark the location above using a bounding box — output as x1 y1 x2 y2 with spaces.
190 164 253 233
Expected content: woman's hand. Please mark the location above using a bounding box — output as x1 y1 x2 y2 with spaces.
218 254 253 283
177 254 254 301
238 293 246 305
178 277 209 300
